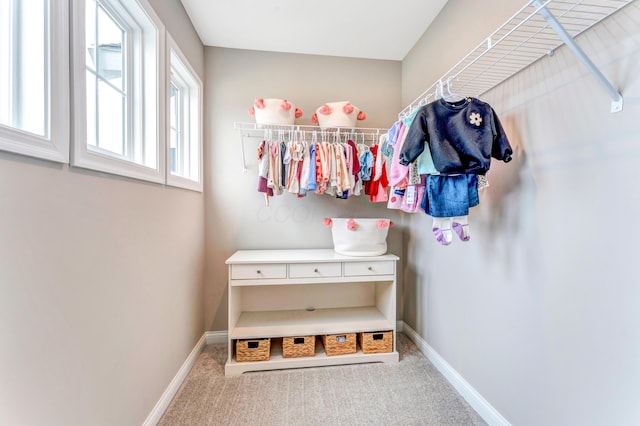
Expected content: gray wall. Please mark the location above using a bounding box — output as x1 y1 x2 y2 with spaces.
203 47 403 331
0 1 205 425
402 0 640 424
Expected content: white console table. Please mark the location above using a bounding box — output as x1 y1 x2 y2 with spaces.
225 249 399 375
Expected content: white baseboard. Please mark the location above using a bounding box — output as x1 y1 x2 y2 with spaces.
142 333 207 426
399 321 511 426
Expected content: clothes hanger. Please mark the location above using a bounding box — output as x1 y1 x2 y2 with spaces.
436 80 444 99
443 77 467 103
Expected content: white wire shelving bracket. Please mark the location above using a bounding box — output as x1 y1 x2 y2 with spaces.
234 121 389 172
399 0 633 118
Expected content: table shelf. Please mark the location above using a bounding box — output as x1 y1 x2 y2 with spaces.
231 306 393 339
225 249 399 375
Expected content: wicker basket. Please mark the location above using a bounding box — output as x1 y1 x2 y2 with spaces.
282 335 316 358
359 331 393 354
321 333 356 356
236 338 271 362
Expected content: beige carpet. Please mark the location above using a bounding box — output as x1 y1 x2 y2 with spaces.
159 333 487 425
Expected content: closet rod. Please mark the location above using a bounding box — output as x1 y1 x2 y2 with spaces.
532 0 623 112
234 121 389 172
234 122 388 135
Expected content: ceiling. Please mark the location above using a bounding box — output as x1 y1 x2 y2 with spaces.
180 0 449 61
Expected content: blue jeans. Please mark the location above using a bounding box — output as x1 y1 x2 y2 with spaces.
421 174 479 217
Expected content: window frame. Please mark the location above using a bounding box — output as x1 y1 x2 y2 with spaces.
0 0 70 163
70 0 166 183
165 33 203 192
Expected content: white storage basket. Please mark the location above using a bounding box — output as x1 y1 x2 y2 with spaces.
324 218 392 257
248 98 303 125
311 101 366 128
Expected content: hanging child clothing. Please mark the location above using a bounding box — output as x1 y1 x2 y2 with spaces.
385 104 432 212
399 97 512 174
257 140 273 204
364 144 389 203
307 139 317 192
396 97 513 245
254 131 387 204
299 140 311 196
421 174 479 218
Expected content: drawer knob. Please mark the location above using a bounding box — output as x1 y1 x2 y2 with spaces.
368 266 373 271
256 270 261 274
314 268 319 273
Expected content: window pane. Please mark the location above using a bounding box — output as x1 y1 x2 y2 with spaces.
97 4 123 90
19 0 46 136
167 43 202 188
20 0 49 135
170 129 178 173
97 80 124 156
85 0 96 72
85 1 127 158
86 70 97 147
0 0 47 136
0 0 11 126
170 82 178 132
169 81 180 174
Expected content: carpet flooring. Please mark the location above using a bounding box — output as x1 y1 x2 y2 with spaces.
158 333 487 425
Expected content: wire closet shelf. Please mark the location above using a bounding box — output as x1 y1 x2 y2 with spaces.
399 0 633 118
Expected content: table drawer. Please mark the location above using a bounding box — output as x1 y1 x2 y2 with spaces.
343 261 394 277
289 262 342 278
231 264 287 280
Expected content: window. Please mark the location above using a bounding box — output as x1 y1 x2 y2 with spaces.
166 33 202 191
71 0 165 183
0 0 46 135
1 1 198 190
0 0 69 162
85 1 126 156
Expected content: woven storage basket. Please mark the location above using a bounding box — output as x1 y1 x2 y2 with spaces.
359 331 393 354
321 333 356 356
282 335 316 358
236 338 271 362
